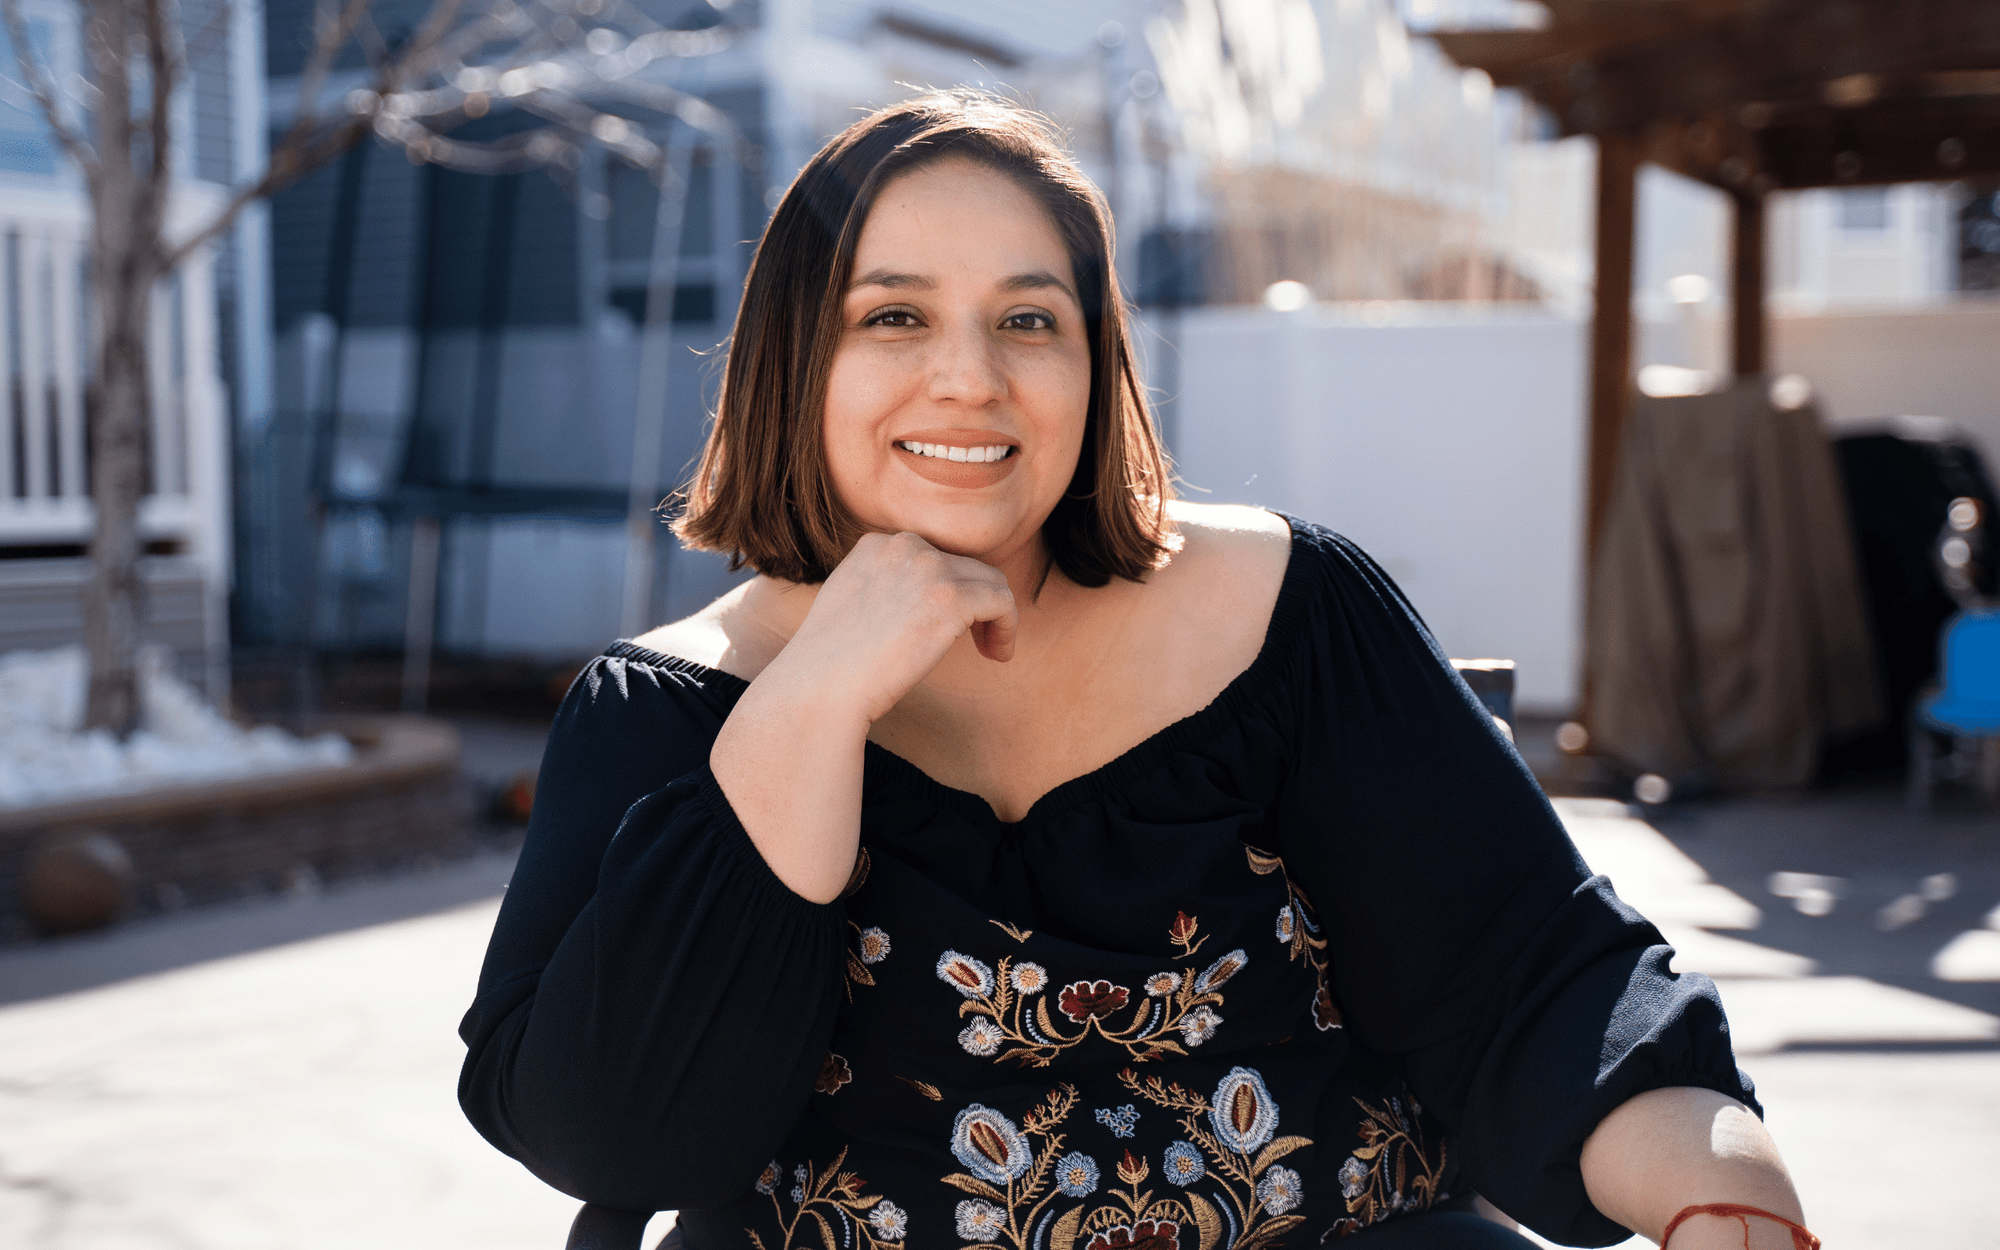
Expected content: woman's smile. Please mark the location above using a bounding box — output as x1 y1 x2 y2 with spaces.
892 429 1022 488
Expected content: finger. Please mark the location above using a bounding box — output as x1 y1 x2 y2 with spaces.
966 586 1018 663
973 613 1017 663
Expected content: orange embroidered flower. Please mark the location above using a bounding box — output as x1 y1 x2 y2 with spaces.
1057 980 1130 1023
1115 1149 1149 1186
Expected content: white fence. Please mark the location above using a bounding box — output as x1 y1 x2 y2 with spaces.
0 183 231 677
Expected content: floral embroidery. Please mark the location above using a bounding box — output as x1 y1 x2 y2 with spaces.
815 1053 852 1095
960 1019 1005 1056
953 1104 1036 1183
1193 951 1248 995
749 1147 905 1250
1161 1142 1205 1186
1095 1104 1140 1138
1319 1095 1447 1240
1247 846 1342 1033
847 922 890 1000
868 1201 909 1241
1168 911 1208 957
1054 1151 1101 1196
1256 1166 1304 1216
944 1087 1210 1250
991 919 1034 943
957 1198 1008 1239
940 947 1242 1066
940 1085 1086 1249
1060 980 1132 1023
1120 1065 1314 1250
939 951 998 997
1085 1219 1180 1250
1180 1006 1222 1047
896 1075 943 1101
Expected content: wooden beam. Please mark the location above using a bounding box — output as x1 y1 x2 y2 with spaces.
1730 191 1766 377
1587 132 1639 562
1432 0 2000 137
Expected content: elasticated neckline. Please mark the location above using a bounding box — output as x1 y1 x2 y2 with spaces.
602 513 1317 829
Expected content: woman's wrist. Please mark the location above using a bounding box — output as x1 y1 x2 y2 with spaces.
1661 1207 1813 1250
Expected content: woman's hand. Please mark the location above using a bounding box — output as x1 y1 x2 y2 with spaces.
771 531 1019 724
1579 1086 1806 1248
712 531 1018 903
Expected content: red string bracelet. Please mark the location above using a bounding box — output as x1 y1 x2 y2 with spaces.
1661 1203 1821 1250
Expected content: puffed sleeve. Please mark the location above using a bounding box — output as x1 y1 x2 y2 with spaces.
458 649 847 1210
1267 526 1759 1247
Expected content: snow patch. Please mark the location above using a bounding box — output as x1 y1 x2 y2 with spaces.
0 647 355 809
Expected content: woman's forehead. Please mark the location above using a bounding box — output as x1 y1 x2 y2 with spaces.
850 160 1073 291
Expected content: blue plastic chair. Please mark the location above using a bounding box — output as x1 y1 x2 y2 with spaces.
1910 608 2000 807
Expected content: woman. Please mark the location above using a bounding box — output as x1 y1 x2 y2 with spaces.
460 93 1814 1250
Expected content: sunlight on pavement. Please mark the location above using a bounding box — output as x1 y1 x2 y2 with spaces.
1932 904 2000 982
0 895 584 1250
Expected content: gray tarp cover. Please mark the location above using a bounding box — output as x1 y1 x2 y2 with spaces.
1585 379 1884 790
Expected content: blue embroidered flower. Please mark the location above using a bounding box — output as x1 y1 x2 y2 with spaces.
857 927 891 964
1256 1165 1304 1215
1194 949 1249 993
955 1199 1007 1240
1143 971 1180 997
1095 1104 1140 1138
937 951 995 997
1161 1141 1205 1186
951 1104 1031 1183
1210 1067 1279 1154
867 1200 909 1241
1275 905 1295 943
1053 1151 1100 1196
754 1160 779 1195
1338 1154 1369 1199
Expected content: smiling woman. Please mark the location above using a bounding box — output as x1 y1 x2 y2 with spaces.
457 92 1810 1250
672 94 1170 589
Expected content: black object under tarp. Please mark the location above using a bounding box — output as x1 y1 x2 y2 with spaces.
1826 426 2000 776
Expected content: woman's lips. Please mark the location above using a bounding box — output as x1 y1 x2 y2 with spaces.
894 441 1020 488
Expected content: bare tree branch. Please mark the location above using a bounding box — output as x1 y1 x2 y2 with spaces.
0 0 99 176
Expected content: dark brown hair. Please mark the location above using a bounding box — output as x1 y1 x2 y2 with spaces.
673 89 1175 587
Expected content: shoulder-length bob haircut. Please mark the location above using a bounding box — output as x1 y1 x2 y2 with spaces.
673 89 1175 587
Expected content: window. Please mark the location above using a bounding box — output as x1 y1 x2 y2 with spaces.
1837 187 1890 232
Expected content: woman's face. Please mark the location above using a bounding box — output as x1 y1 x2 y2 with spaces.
822 158 1092 568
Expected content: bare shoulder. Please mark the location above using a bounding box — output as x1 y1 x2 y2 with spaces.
630 579 784 680
1147 502 1291 668
1162 500 1292 586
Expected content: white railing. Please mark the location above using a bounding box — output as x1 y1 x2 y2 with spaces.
0 181 230 595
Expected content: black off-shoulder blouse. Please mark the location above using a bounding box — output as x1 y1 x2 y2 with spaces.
458 519 1757 1250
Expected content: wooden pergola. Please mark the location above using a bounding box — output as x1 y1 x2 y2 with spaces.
1429 0 2000 560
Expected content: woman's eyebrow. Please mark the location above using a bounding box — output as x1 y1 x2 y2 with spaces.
849 269 934 291
1001 270 1075 299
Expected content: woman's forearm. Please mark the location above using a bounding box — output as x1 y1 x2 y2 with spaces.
1578 1086 1805 1248
712 653 871 905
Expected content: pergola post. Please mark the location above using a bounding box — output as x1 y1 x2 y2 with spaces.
1586 132 1639 561
1730 190 1768 377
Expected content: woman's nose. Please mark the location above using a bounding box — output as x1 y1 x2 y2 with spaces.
924 321 1007 406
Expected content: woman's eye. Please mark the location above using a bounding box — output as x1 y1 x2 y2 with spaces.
863 309 919 328
1002 311 1055 331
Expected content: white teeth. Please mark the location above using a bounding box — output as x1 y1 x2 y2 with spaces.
897 441 1012 463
